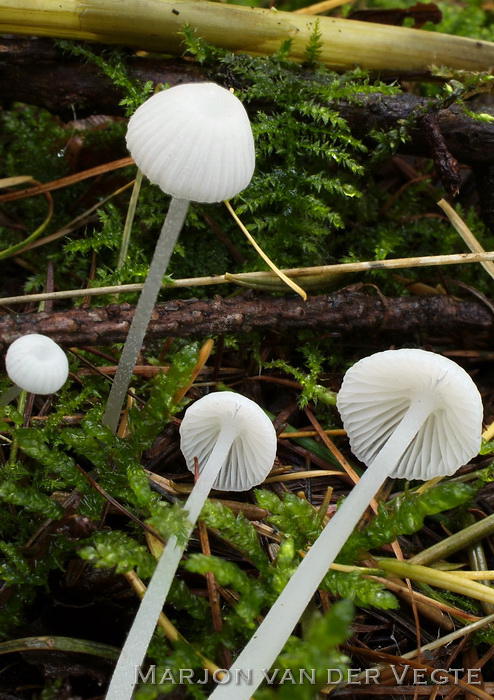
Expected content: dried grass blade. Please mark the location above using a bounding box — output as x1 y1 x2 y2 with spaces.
437 198 494 280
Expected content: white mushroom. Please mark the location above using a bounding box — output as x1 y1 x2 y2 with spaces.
106 392 276 700
336 348 482 480
2 334 68 405
208 349 483 700
126 83 255 204
102 83 255 433
180 392 275 492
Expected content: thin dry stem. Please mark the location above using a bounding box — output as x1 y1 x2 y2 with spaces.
294 0 352 13
224 200 307 300
304 407 379 512
437 198 494 280
1 250 493 306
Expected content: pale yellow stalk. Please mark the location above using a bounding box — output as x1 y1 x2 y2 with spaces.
225 200 307 300
377 558 494 606
1 249 492 306
483 421 494 441
1 0 494 72
437 198 494 280
294 0 352 15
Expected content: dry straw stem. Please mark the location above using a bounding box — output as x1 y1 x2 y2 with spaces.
0 175 33 188
0 157 133 203
437 198 494 280
451 570 494 579
483 421 494 441
225 200 307 300
1 250 493 307
1 0 494 72
409 513 494 566
278 428 346 438
368 574 479 621
172 337 214 404
264 469 343 483
0 635 120 660
293 0 351 15
377 558 494 606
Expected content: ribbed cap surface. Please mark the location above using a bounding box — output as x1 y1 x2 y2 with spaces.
336 349 483 480
126 83 255 203
6 334 69 395
179 392 276 491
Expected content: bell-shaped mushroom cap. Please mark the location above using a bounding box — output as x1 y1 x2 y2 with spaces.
5 334 69 395
126 82 255 203
337 349 483 481
179 392 276 491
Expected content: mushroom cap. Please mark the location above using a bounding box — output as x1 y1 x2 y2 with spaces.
126 82 255 203
5 334 69 395
179 392 277 491
336 349 483 481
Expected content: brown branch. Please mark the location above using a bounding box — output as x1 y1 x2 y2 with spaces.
0 291 492 351
0 37 204 120
1 37 494 166
417 112 461 197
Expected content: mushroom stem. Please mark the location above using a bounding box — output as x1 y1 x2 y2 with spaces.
102 197 190 434
208 396 435 700
105 421 237 700
0 384 22 407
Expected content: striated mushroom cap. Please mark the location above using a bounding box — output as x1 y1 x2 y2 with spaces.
126 82 255 203
337 349 483 480
5 334 69 395
179 392 276 491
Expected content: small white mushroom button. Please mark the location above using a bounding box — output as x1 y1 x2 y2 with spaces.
4 334 68 400
180 392 277 493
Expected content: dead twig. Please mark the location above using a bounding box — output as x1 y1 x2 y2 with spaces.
0 292 492 351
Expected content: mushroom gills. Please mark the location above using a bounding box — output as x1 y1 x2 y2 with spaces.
207 349 483 700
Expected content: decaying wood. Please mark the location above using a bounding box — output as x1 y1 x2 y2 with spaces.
0 292 492 351
1 37 494 166
416 112 460 196
0 37 204 120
